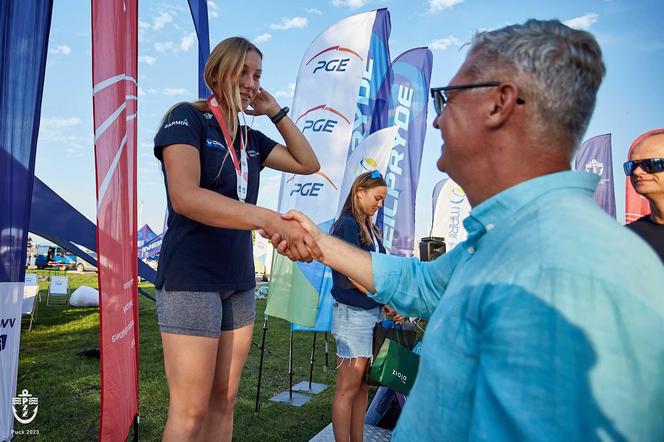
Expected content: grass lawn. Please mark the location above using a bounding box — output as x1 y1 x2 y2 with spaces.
13 270 341 441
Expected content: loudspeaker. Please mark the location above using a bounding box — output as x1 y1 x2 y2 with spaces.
419 237 446 262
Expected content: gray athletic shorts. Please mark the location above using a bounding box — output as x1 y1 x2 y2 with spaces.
156 288 256 338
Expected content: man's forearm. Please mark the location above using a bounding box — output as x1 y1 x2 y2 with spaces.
318 233 375 292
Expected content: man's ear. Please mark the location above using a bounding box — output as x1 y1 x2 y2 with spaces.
486 82 520 129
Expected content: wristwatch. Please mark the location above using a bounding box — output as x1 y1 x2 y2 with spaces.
271 107 289 125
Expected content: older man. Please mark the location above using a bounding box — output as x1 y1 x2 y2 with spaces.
270 19 664 441
624 129 664 262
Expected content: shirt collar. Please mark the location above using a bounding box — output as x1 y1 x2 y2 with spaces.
463 171 600 242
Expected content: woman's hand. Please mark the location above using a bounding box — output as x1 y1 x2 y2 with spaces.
246 87 280 118
259 210 323 262
261 211 322 262
384 306 406 324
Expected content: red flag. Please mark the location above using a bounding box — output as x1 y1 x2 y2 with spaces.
91 1 139 440
625 130 661 223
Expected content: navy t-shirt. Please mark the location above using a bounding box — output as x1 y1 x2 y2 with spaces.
330 211 386 309
153 103 278 291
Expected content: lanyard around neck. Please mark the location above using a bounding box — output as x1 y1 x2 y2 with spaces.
207 97 248 202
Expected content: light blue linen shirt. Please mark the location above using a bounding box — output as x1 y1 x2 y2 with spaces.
370 171 664 441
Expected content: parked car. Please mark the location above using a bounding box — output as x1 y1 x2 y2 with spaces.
34 244 76 270
76 252 98 272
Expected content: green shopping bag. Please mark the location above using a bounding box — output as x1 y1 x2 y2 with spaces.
368 332 420 395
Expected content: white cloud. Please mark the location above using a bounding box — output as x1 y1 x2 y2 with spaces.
428 36 462 50
154 41 176 54
427 0 463 14
564 13 599 30
269 17 308 30
51 45 71 55
208 1 220 19
331 0 369 8
42 117 81 129
253 33 272 44
180 32 197 51
163 88 191 96
274 82 296 98
138 55 157 65
138 20 151 30
152 11 174 30
305 7 323 14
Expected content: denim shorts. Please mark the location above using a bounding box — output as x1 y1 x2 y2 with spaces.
156 288 256 338
332 302 380 359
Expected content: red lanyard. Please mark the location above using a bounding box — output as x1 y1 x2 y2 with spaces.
207 97 244 172
207 97 248 201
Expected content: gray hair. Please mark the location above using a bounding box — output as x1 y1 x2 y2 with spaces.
468 19 605 157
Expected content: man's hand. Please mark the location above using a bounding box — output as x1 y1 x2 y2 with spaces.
261 212 322 262
260 210 323 262
384 306 406 324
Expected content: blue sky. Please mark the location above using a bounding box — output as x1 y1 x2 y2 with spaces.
34 0 664 247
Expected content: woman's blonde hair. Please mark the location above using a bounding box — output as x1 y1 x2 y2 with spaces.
334 171 387 245
192 37 262 141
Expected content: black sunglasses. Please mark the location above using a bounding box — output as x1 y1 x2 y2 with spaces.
623 158 664 176
430 82 526 115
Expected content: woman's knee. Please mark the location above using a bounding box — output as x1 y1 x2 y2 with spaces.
168 403 208 436
208 387 238 414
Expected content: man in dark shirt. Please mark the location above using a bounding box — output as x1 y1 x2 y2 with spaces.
625 129 664 263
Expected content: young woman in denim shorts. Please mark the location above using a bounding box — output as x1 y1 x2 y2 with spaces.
330 171 390 441
153 37 321 441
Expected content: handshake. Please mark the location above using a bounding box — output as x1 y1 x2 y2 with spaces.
259 210 324 263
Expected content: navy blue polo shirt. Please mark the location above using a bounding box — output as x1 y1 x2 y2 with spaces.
330 211 386 309
153 102 278 291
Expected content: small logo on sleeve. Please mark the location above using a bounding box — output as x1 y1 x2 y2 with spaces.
206 138 226 150
163 118 190 129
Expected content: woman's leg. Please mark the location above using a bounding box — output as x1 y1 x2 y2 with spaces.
350 376 370 442
332 357 369 442
198 323 254 442
161 332 219 442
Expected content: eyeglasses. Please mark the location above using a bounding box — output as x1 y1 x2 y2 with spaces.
623 158 664 176
370 170 382 179
430 82 526 115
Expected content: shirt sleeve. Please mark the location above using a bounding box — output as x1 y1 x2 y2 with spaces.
251 129 279 167
369 244 465 319
154 103 204 160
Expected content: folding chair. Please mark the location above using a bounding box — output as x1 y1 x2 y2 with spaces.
25 273 40 301
47 275 69 306
22 285 39 331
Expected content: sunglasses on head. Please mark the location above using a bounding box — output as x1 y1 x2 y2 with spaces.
623 158 664 176
370 170 382 179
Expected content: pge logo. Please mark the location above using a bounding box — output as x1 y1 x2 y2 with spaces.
359 156 378 172
296 105 350 135
290 183 324 197
585 159 604 176
12 389 39 425
306 45 363 74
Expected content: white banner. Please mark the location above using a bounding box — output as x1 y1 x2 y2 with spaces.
1 282 24 440
431 178 471 251
336 126 398 217
278 10 378 222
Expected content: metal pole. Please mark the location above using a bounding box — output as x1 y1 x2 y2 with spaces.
324 332 329 369
288 328 294 399
132 414 139 442
255 316 269 414
308 332 317 389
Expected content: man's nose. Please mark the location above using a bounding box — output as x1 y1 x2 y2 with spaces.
433 114 441 129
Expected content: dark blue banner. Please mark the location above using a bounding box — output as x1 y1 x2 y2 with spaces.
187 0 211 99
0 0 53 282
381 48 433 256
575 133 616 218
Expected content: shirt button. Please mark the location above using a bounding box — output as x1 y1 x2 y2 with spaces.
486 223 495 231
467 246 475 254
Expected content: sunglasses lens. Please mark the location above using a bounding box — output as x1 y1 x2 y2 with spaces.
644 158 664 173
624 158 664 175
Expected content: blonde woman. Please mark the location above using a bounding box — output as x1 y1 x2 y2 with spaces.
153 37 321 441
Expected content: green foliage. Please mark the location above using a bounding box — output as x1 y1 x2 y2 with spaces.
14 270 341 441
